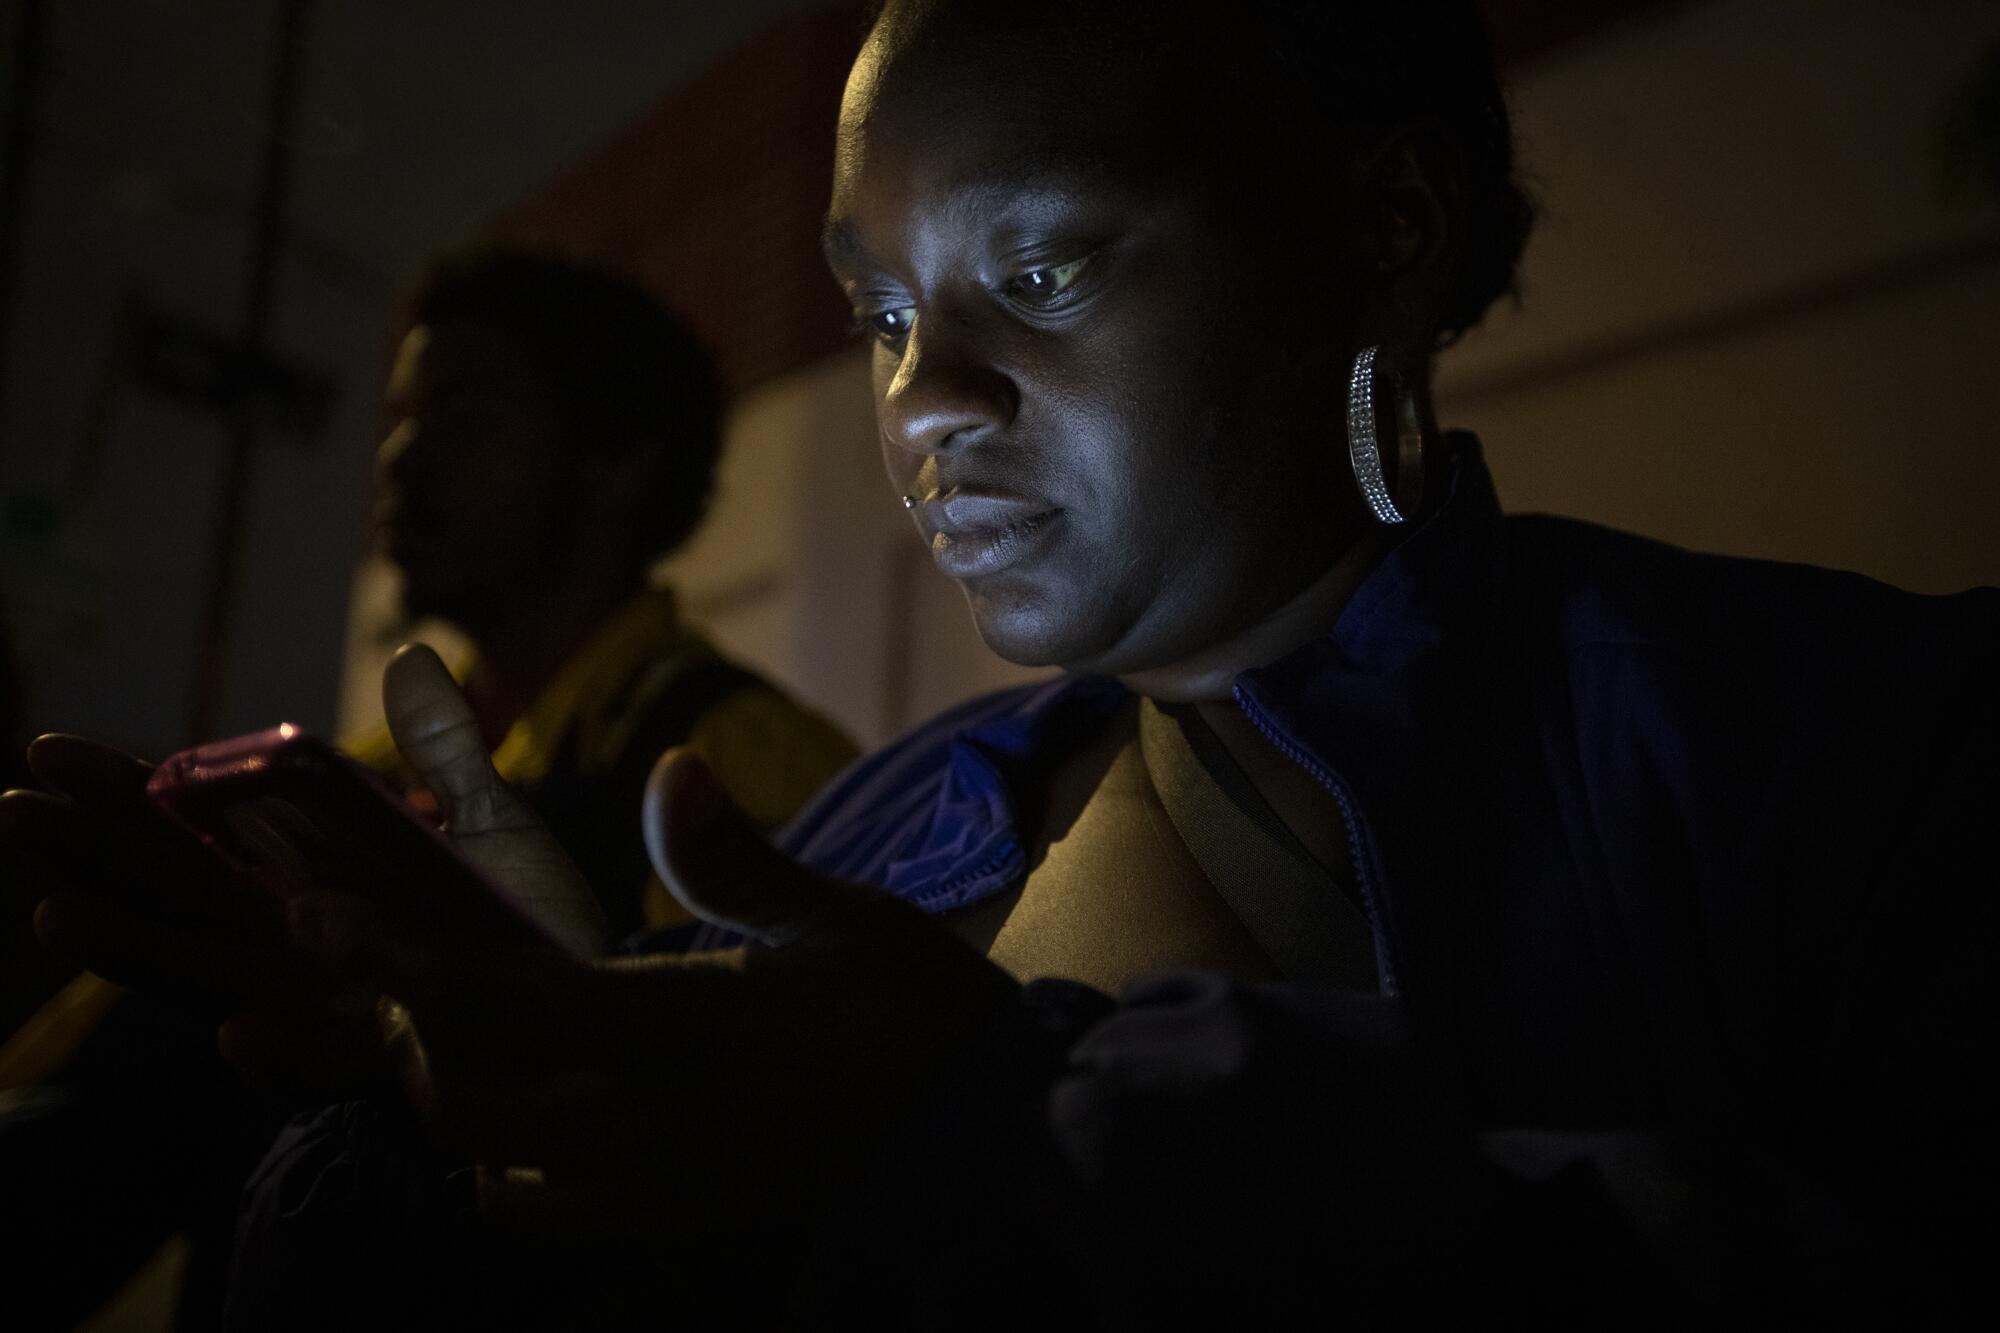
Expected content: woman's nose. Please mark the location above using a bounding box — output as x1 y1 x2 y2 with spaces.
878 316 1018 457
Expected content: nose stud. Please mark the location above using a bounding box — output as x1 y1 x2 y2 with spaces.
900 495 917 511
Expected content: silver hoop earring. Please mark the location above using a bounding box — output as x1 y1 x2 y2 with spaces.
899 495 917 511
1346 345 1425 525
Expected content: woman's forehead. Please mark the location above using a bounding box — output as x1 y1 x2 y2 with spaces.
827 114 1199 276
823 153 1148 274
834 14 1199 217
844 0 1191 138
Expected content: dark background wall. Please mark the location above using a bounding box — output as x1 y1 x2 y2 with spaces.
3 0 1997 771
0 0 820 760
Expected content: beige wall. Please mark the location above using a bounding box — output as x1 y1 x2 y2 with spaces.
1436 0 2000 594
342 0 2000 748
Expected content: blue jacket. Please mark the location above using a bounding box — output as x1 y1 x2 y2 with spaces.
782 441 1999 1324
225 443 1996 1327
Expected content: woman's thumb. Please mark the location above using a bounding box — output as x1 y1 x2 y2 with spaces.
382 644 516 831
643 748 859 946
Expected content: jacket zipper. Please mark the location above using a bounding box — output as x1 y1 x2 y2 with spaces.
913 836 1022 912
1233 684 1401 996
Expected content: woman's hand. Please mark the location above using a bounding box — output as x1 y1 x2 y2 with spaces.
375 643 607 958
300 749 1020 1240
7 642 608 1089
5 732 381 1088
7 733 299 1010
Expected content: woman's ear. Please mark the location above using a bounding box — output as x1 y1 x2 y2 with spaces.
1354 121 1467 351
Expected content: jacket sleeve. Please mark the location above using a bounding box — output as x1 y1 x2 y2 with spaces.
793 975 1683 1327
798 879 1997 1330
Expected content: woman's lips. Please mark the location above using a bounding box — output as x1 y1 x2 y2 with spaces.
920 491 1062 579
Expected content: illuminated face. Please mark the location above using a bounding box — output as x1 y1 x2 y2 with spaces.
825 1 1372 676
374 319 576 626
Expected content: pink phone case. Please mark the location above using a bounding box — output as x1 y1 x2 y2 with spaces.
147 724 553 943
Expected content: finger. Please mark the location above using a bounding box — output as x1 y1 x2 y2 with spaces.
0 787 84 851
6 765 281 943
475 1155 832 1241
36 890 310 1015
368 993 580 1145
4 797 95 1018
475 1169 657 1240
216 1008 383 1096
0 790 89 897
381 644 532 836
25 734 153 812
299 891 750 1086
644 749 872 947
5 786 281 943
291 890 591 1064
11 746 240 925
410 1063 662 1171
0 798 87 1028
439 1057 814 1182
0 789 135 914
375 993 437 1120
472 1161 780 1240
382 644 605 955
0 792 83 940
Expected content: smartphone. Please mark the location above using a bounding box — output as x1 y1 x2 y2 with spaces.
146 724 554 943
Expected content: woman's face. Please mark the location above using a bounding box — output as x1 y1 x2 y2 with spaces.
825 1 1376 678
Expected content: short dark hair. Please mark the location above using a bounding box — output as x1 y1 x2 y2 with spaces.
862 0 1533 349
1230 0 1534 347
407 248 724 564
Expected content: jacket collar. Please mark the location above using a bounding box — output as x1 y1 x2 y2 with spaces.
891 435 1507 992
1232 436 1506 1004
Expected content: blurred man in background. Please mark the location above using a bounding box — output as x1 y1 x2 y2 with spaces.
358 249 854 940
0 249 854 1331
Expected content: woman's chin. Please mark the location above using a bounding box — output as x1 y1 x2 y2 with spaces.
965 589 1117 672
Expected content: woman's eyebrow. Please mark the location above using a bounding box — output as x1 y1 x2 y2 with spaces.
824 157 1129 268
951 160 1126 226
821 215 866 270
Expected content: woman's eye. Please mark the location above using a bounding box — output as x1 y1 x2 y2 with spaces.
865 306 916 343
1006 255 1091 305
